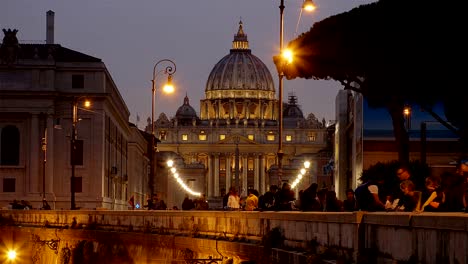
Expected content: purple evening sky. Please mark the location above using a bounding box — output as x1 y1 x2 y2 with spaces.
2 0 376 129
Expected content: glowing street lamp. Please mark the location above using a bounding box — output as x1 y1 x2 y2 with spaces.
403 105 411 130
276 0 315 184
302 0 317 11
282 49 294 64
150 59 176 197
7 250 17 261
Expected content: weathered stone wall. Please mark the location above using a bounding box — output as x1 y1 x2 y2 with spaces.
0 210 467 263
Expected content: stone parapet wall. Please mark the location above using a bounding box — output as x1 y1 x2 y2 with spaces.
1 210 467 263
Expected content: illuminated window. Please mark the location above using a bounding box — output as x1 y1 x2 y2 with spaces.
248 158 254 171
247 134 254 140
159 131 167 141
182 134 188 141
220 158 226 171
198 131 207 141
285 135 292 142
267 134 275 141
307 132 316 142
219 134 226 140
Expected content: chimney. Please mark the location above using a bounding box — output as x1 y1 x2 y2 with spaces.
46 10 54 44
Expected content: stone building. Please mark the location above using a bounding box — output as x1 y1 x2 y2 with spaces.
150 21 332 208
0 11 149 210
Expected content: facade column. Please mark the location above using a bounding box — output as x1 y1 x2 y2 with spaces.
242 154 248 196
254 154 259 191
29 114 40 193
217 100 221 119
260 155 266 194
243 101 248 118
259 100 264 120
214 154 220 196
311 160 318 186
230 99 235 119
207 154 213 197
226 155 231 191
214 153 220 196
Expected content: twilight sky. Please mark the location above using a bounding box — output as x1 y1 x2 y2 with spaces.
2 0 376 129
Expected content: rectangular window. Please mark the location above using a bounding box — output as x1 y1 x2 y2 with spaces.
248 158 254 171
285 135 292 142
73 177 82 193
266 134 275 141
3 178 15 192
199 134 207 141
182 134 188 141
219 134 226 140
308 133 316 142
159 131 167 141
247 134 254 141
72 74 84 89
220 158 226 171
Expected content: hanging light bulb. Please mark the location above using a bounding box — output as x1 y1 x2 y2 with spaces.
163 75 175 94
302 0 316 12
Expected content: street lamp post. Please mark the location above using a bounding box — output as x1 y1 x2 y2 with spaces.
403 105 412 130
277 0 286 185
39 112 48 201
70 97 91 210
150 59 176 197
277 0 315 185
42 126 47 200
70 99 78 210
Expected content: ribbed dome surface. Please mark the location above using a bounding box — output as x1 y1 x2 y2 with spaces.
284 104 304 118
206 52 275 92
205 21 275 100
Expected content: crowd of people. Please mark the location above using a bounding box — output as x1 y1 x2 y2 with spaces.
181 193 209 210
144 193 168 210
354 160 468 213
139 159 468 213
177 159 468 213
11 159 468 213
9 198 51 210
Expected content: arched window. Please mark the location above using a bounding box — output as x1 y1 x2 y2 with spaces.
1 125 20 165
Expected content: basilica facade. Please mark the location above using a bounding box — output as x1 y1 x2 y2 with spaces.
149 21 332 208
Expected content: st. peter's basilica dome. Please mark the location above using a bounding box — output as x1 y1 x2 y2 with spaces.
200 21 277 121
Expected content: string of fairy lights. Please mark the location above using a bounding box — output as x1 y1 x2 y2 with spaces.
291 161 311 189
166 159 309 195
166 160 201 197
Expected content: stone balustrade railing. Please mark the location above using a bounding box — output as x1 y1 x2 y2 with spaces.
0 210 467 263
